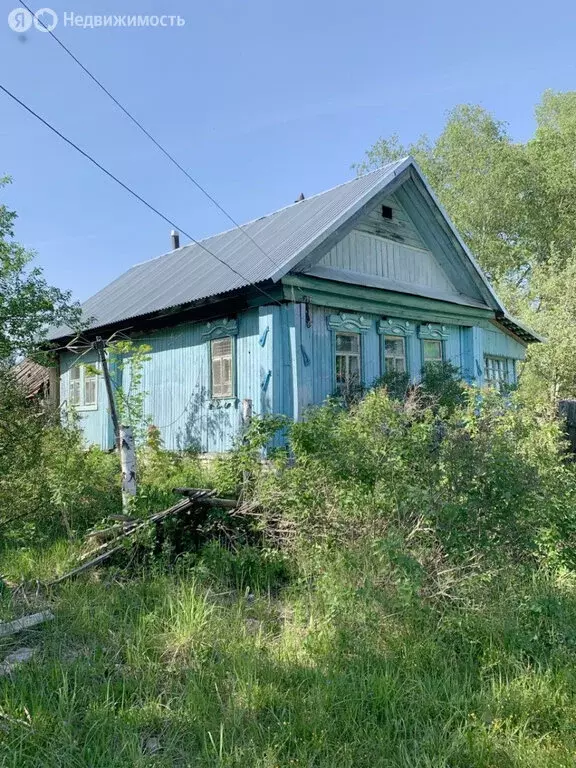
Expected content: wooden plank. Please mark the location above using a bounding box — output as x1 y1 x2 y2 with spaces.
0 611 54 638
0 647 36 676
281 275 493 323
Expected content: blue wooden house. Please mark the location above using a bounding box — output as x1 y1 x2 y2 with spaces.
48 157 539 452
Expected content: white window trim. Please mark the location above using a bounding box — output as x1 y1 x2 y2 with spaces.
384 335 407 374
69 364 99 411
484 356 509 390
422 338 444 365
335 332 362 393
210 336 236 400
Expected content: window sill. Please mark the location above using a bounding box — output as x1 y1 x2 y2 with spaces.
72 404 99 412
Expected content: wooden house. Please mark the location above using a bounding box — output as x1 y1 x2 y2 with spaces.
47 157 539 451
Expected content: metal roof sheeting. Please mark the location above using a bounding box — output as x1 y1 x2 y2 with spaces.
47 160 406 339
47 158 540 345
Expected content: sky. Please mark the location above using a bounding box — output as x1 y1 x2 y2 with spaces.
1 0 575 302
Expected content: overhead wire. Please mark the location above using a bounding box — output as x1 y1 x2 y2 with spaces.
0 83 283 308
20 0 281 271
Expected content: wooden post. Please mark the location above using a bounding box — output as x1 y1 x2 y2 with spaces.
120 425 137 511
94 336 120 448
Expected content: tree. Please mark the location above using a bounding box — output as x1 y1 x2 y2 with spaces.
356 104 547 282
357 93 576 403
0 177 81 362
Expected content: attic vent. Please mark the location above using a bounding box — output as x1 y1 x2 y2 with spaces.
381 205 393 220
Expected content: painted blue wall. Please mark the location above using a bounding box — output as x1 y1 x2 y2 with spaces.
59 303 528 451
60 348 115 449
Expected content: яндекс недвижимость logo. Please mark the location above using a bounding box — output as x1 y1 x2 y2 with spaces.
8 6 58 32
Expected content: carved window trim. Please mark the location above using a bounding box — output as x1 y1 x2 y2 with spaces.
201 318 239 341
327 313 371 334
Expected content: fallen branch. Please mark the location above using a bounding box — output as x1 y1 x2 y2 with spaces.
172 488 237 509
48 547 125 586
0 610 54 638
53 492 216 585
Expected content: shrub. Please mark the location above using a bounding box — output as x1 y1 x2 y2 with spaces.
254 386 576 569
0 368 121 545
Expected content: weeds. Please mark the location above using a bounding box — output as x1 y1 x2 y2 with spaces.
1 383 576 765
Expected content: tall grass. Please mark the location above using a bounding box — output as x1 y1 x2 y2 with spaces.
1 385 576 766
2 555 576 766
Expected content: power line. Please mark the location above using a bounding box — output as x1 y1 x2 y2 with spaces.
0 83 282 308
21 0 280 271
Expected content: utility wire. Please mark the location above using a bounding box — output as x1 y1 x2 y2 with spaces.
21 0 280 271
0 83 282 307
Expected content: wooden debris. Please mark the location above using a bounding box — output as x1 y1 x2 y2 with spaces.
48 547 124 586
172 488 237 509
50 491 217 587
0 647 36 676
85 525 124 543
172 487 214 496
0 610 54 638
108 514 137 523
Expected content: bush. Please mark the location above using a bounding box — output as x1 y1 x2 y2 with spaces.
0 368 121 545
253 386 576 569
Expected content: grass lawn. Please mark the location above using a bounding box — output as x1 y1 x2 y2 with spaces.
1 542 576 767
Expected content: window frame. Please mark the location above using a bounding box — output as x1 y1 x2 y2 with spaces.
210 335 236 400
422 338 444 365
334 331 362 394
383 335 407 374
69 364 99 411
484 356 509 390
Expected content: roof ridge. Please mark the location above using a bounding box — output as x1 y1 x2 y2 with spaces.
132 159 407 269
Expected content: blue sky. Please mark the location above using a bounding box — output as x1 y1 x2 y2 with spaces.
1 0 575 302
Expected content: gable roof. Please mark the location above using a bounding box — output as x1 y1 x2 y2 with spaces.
48 157 537 343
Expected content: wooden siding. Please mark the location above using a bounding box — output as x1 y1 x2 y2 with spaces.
287 304 470 411
356 193 427 250
317 229 458 297
60 308 265 452
483 326 526 360
60 349 114 449
60 303 529 453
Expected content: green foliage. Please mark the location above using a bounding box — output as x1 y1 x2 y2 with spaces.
355 105 538 280
1 386 576 765
210 414 290 496
373 368 410 400
257 388 576 568
106 340 153 443
0 368 120 544
420 361 467 410
356 92 576 403
0 178 81 361
41 419 120 538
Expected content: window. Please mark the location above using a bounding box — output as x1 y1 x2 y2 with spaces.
335 332 361 392
381 204 393 220
422 339 443 364
384 336 406 373
484 356 508 389
69 365 98 409
211 336 234 398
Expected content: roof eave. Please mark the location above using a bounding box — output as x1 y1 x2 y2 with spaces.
495 311 543 344
407 159 504 313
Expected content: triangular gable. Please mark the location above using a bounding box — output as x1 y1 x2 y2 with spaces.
274 158 503 314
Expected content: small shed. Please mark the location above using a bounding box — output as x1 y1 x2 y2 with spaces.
12 359 51 400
